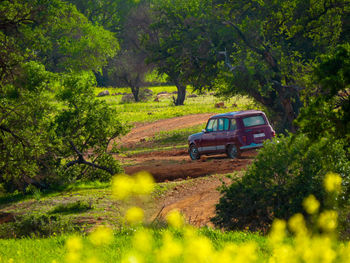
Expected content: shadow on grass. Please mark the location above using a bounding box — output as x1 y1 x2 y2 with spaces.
49 201 92 215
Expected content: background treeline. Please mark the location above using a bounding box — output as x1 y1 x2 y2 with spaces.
0 0 349 231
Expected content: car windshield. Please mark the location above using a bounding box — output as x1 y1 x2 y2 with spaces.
206 119 218 132
242 115 266 127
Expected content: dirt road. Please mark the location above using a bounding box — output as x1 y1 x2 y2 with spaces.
119 114 257 227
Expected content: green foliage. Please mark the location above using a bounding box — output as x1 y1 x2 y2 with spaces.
40 3 118 72
146 0 217 105
297 44 350 144
213 135 350 231
0 62 55 191
0 0 125 192
50 201 92 214
1 66 125 192
0 213 76 238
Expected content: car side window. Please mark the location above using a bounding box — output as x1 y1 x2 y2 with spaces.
218 118 224 131
224 118 229 131
206 119 218 132
212 119 218 131
218 118 229 131
230 119 237 130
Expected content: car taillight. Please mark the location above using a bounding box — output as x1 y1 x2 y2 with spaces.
272 131 276 137
242 136 247 144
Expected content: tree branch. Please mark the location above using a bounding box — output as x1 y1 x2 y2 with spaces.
66 140 114 175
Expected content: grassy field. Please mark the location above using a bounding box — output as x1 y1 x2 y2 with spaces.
95 86 261 124
0 228 268 263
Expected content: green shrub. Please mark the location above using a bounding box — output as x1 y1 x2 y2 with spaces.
50 201 92 214
212 134 350 232
0 213 77 238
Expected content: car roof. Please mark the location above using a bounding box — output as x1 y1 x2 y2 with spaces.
210 110 264 119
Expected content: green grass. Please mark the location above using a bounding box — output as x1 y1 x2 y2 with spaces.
0 228 268 263
145 124 205 145
49 201 93 215
95 86 261 124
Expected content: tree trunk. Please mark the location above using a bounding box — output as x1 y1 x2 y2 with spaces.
131 86 140 102
249 84 301 133
174 82 186 106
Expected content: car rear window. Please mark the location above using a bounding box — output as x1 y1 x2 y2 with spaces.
242 115 266 127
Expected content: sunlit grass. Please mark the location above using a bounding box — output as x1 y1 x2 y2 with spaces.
95 86 260 124
0 229 268 263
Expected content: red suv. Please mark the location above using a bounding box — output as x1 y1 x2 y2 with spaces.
188 110 275 160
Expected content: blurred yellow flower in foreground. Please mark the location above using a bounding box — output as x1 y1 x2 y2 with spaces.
134 171 155 195
269 219 287 243
303 194 320 214
133 230 153 253
166 209 185 228
112 174 134 200
112 172 155 200
89 226 113 246
66 236 83 252
324 172 342 193
319 210 338 232
125 206 144 225
289 213 308 236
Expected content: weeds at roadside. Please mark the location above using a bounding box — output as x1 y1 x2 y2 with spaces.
50 201 93 215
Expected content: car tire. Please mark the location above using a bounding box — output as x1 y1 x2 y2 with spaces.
189 144 200 160
227 144 240 159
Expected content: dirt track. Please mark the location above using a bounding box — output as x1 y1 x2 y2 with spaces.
119 114 257 227
120 113 213 148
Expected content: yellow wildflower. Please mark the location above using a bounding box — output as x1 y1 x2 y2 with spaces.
288 213 308 236
156 231 183 262
89 225 113 246
324 172 342 193
269 219 287 244
112 174 135 200
86 257 101 263
318 210 338 232
184 235 214 263
125 206 144 225
65 236 83 252
166 209 185 228
121 253 144 263
132 230 153 253
303 194 320 214
134 171 155 195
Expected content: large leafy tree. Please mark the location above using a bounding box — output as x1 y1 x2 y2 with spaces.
69 0 154 95
0 0 123 191
211 0 349 131
297 44 350 145
145 0 219 105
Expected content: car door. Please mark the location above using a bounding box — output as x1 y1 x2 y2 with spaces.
241 114 269 145
199 118 217 154
214 118 230 153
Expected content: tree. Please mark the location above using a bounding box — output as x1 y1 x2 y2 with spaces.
297 44 350 145
108 2 154 101
211 0 349 131
54 73 125 182
145 0 218 105
68 0 144 87
0 0 124 191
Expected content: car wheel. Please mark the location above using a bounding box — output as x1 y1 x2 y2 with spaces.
189 144 200 160
227 144 240 159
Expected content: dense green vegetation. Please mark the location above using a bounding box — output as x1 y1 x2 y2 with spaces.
1 0 350 260
214 46 350 234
